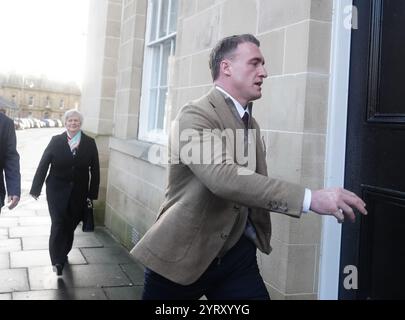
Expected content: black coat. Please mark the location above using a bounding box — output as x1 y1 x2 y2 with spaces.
30 131 100 221
0 113 21 208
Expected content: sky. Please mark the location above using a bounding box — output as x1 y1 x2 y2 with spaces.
0 0 90 87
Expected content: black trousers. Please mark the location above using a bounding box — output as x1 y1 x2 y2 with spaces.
142 235 270 300
48 199 82 265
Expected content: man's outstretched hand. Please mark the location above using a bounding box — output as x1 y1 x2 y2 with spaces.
310 188 367 223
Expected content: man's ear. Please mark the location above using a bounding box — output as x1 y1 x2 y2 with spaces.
220 59 232 77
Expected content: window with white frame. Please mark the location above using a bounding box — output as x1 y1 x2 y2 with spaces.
139 0 179 144
59 98 65 109
28 96 34 106
45 96 51 108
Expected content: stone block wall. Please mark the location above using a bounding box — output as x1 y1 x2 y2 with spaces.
80 0 123 224
101 0 168 249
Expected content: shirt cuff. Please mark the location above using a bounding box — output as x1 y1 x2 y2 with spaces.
302 188 312 213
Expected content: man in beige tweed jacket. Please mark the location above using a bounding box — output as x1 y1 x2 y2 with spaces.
131 34 367 300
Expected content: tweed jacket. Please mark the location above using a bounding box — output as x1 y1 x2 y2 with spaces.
131 87 306 285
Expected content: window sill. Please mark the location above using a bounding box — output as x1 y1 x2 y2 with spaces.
109 137 167 169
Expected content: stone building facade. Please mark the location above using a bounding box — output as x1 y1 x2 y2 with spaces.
0 73 81 119
81 0 353 299
0 96 17 118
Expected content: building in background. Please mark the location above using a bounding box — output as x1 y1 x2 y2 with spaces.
0 73 81 119
0 95 18 117
80 0 405 300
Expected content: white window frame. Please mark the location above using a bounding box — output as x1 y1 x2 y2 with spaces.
59 98 65 109
139 0 178 145
45 96 51 108
28 96 34 107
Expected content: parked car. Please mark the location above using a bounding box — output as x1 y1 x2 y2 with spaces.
14 119 25 130
13 117 64 130
54 119 63 127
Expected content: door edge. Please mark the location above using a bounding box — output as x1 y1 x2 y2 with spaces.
318 0 353 300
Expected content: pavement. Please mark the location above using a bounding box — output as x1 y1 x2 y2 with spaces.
0 128 145 300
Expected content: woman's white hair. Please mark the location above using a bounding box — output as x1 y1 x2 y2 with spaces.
63 109 83 124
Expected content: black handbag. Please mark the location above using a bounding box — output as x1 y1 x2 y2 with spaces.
82 198 94 232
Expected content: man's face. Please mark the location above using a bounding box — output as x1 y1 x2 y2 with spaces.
225 42 268 104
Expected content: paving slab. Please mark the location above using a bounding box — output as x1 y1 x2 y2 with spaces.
9 225 50 237
29 264 132 290
23 202 49 211
80 247 135 264
1 209 37 217
0 293 12 300
93 228 121 247
74 226 85 234
13 287 108 300
21 236 49 250
10 249 86 268
21 234 104 251
103 286 143 300
0 269 29 293
120 263 145 286
0 253 10 269
0 228 8 237
0 218 19 228
0 231 8 241
73 234 104 248
0 239 22 253
19 216 51 226
35 209 51 216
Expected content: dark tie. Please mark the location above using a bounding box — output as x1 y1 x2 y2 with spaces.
241 111 257 242
242 111 249 129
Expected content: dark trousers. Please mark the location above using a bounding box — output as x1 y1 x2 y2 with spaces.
49 200 81 265
142 235 270 300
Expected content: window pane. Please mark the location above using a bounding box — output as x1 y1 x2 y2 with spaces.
149 0 158 41
169 0 178 34
142 0 179 138
148 88 158 131
160 40 172 86
159 0 169 38
157 87 168 130
151 46 161 87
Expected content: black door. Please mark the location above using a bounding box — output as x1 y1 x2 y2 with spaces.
340 0 405 300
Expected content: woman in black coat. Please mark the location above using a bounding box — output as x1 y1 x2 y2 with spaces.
30 109 100 276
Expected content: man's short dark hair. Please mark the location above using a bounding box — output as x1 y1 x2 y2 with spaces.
209 34 260 81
